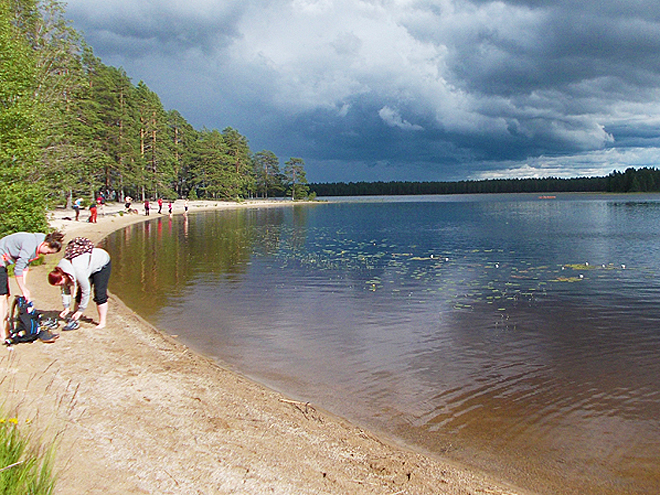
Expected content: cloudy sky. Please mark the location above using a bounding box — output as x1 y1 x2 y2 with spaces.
63 0 660 182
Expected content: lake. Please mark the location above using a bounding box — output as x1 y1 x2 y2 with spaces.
102 194 660 494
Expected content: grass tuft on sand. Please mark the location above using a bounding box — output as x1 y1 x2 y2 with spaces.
0 411 56 495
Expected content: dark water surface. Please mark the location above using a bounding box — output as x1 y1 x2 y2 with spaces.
102 194 660 494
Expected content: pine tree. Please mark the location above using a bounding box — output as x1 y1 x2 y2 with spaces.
0 0 49 235
284 158 310 200
253 150 283 198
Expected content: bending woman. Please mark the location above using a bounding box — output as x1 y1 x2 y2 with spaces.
48 247 111 329
0 231 64 341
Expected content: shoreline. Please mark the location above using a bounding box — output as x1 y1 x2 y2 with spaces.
0 199 530 494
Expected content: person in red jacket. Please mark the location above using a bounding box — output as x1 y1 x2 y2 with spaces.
89 203 98 223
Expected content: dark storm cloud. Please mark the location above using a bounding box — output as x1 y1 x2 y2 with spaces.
63 0 660 181
447 3 660 95
65 0 245 56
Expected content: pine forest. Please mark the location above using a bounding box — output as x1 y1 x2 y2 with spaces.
0 0 310 236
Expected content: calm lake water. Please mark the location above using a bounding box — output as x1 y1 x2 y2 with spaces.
102 194 660 494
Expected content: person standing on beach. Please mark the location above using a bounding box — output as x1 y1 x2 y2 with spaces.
125 196 132 212
89 202 98 223
96 194 105 217
48 239 111 330
184 199 189 214
144 199 150 216
0 231 65 341
73 197 83 221
168 201 173 216
158 198 163 214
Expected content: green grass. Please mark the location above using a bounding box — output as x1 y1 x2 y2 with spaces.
0 415 56 495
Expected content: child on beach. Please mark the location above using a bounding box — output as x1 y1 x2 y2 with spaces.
48 238 111 330
0 231 65 341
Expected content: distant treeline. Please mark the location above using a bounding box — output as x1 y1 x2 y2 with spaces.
310 167 660 196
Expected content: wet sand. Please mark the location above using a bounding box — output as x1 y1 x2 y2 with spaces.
0 199 531 494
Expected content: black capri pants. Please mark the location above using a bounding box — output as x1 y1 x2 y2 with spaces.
0 267 9 296
91 261 111 305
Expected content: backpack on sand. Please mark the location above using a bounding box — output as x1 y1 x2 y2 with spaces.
7 297 41 344
5 297 59 345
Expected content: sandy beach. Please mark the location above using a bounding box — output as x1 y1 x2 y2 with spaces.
0 199 530 495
